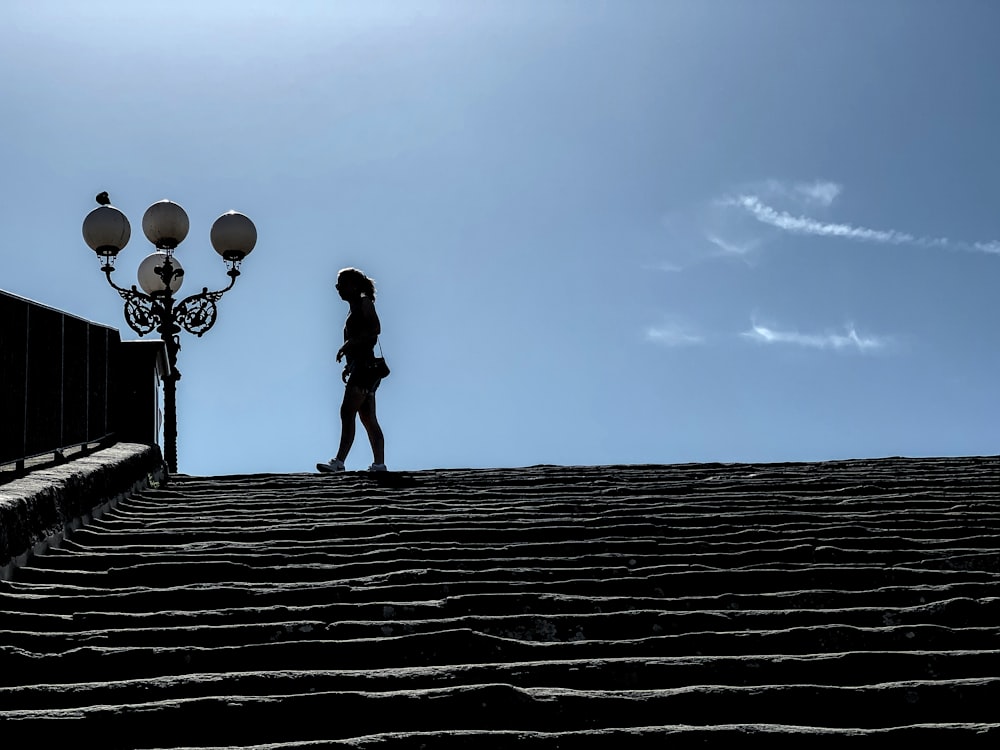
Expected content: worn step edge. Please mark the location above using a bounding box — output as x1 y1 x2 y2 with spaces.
4 599 1000 650
2 624 998 685
137 723 1000 750
0 679 998 744
3 580 997 616
2 651 999 711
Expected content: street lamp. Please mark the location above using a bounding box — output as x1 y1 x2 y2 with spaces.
82 197 257 473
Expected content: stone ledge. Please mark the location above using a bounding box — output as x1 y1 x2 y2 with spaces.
0 443 165 580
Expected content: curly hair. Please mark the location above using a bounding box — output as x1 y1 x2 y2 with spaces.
337 267 376 300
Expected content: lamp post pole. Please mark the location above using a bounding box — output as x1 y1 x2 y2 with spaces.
82 198 256 473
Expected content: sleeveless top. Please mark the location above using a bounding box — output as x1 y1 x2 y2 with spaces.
343 297 377 366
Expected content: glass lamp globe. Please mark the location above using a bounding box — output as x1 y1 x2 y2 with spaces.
137 252 184 295
82 205 131 257
210 211 257 261
142 200 190 250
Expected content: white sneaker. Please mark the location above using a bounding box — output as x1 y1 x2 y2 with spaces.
317 458 346 473
368 463 388 472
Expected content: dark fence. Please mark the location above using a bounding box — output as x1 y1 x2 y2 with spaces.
0 291 121 468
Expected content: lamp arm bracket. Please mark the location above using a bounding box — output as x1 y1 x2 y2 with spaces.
104 267 159 335
104 266 153 303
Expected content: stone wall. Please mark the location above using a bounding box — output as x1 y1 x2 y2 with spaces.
0 443 165 579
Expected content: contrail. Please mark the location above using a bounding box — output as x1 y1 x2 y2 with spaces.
728 193 998 253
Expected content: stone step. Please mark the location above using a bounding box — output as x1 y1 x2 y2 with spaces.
58 526 1000 559
2 650 998 711
22 544 1000 577
3 459 998 743
3 599 1000 652
45 530 1000 555
3 624 999 688
9 554 998 591
1 679 998 747
3 578 996 617
85 725 1000 749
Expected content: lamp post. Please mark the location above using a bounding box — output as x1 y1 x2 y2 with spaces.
82 198 257 473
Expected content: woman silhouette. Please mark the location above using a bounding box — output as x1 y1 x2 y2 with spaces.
317 267 386 472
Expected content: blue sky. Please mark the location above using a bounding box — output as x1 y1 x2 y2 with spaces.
3 1 1000 475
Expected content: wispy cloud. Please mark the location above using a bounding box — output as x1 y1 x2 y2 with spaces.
705 233 759 256
975 241 1000 255
760 179 843 208
661 177 1000 272
645 311 890 353
732 195 923 245
742 323 888 352
725 184 995 254
792 180 842 207
646 322 704 347
643 260 684 273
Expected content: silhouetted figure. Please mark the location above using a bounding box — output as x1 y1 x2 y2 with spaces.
317 267 387 473
96 191 111 205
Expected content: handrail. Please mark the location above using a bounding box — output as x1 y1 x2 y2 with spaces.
0 290 120 470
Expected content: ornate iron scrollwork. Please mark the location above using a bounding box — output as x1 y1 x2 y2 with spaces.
174 271 237 337
175 289 221 337
122 294 158 335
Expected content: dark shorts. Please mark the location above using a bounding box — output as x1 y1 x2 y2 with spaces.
345 359 381 394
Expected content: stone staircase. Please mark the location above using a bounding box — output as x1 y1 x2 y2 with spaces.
1 457 999 746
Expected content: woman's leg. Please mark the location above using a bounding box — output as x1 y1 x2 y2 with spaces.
358 392 385 465
336 387 369 462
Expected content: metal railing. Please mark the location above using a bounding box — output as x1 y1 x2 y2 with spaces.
0 290 120 469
